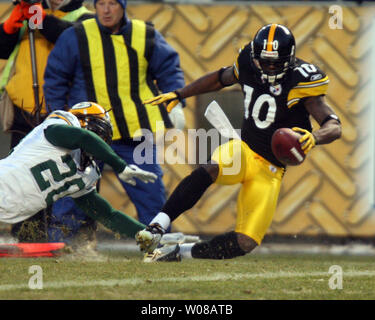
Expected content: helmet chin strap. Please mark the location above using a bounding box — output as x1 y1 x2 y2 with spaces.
252 57 286 85
261 72 285 85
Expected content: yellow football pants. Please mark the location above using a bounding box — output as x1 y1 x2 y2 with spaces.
211 139 284 245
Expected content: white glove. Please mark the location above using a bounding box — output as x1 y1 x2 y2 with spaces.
168 102 185 130
118 164 157 186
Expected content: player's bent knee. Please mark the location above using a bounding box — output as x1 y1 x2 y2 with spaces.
236 232 258 253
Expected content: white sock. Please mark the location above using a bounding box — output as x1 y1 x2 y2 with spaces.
149 212 171 231
179 243 194 259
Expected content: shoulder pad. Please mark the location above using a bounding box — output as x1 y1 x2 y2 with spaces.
292 59 327 84
287 59 329 108
238 42 251 58
235 43 252 79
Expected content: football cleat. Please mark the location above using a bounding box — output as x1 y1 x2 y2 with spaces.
143 244 181 263
135 223 165 253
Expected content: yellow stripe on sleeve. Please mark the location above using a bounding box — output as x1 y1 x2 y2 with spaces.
287 76 329 108
294 76 329 88
233 61 239 79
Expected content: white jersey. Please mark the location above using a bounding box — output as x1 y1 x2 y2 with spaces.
0 111 100 224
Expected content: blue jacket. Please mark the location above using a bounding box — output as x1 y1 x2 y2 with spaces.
43 17 185 110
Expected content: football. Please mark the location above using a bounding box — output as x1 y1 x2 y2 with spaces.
271 128 306 166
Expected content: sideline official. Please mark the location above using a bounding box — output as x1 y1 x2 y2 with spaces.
44 0 185 242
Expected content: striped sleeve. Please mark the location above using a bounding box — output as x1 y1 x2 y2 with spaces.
287 75 329 108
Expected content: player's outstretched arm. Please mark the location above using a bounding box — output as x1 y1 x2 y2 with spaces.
74 191 146 238
45 124 157 185
293 96 341 154
45 124 127 172
304 95 342 145
143 67 238 112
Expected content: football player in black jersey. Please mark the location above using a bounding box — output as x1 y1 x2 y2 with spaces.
137 24 342 262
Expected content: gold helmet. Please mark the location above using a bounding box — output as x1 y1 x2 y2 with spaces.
68 102 113 144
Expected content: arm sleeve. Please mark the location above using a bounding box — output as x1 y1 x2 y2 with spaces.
0 24 20 59
287 66 329 109
149 29 185 93
44 124 127 173
43 28 78 110
40 13 94 44
74 191 146 238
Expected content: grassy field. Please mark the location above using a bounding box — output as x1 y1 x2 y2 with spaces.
0 249 374 300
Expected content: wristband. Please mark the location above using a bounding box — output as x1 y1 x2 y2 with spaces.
320 114 341 127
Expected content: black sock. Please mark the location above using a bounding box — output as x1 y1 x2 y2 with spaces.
162 167 213 221
191 231 247 259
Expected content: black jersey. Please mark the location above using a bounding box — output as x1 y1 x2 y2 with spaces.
234 43 329 168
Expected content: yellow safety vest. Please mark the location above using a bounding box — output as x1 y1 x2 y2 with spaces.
4 7 91 114
75 18 172 140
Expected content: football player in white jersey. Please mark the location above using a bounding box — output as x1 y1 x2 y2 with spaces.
0 102 157 238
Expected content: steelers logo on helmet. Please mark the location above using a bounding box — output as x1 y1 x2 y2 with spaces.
250 24 296 85
68 102 113 144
